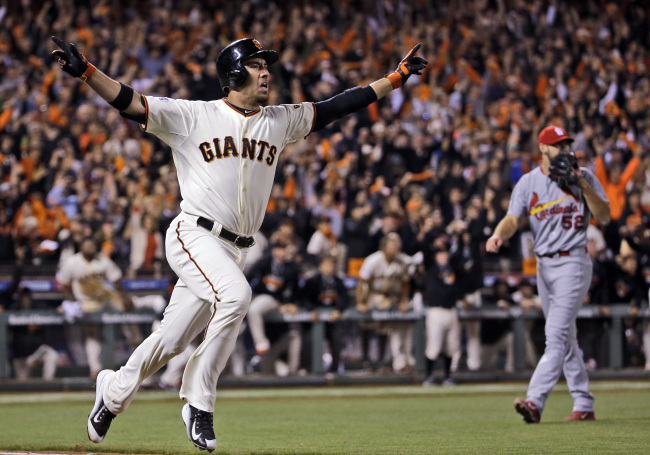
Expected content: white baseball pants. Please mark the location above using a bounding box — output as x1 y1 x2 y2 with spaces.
103 213 251 414
424 307 461 360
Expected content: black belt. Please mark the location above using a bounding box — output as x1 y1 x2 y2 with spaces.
196 216 255 249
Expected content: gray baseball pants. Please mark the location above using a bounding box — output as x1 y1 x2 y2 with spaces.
527 250 594 414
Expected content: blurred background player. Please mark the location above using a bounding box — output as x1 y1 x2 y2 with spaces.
355 233 413 373
420 239 462 385
300 255 350 375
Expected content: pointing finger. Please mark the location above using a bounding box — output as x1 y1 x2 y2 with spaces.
51 36 72 59
51 35 67 50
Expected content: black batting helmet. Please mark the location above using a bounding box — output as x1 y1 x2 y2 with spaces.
216 38 279 93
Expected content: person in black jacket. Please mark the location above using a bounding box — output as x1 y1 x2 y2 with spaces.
300 256 349 374
480 279 515 372
421 238 463 385
245 242 302 375
0 246 25 311
612 232 648 368
454 225 484 372
620 225 650 371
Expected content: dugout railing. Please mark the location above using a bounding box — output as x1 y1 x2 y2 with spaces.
0 304 647 380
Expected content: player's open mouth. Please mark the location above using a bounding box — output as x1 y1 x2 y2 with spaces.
260 82 268 92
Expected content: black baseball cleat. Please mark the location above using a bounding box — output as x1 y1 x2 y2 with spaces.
182 403 217 452
87 369 117 443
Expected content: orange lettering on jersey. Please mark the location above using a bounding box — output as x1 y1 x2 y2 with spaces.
242 139 257 160
265 145 277 166
223 136 238 157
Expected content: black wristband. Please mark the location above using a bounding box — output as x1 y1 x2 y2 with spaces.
109 82 134 111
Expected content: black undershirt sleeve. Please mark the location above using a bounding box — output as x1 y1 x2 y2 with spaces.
119 95 147 124
312 85 377 131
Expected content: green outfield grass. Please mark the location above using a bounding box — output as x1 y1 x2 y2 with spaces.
0 381 649 454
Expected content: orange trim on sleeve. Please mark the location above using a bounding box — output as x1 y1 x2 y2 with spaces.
305 102 317 138
141 95 150 132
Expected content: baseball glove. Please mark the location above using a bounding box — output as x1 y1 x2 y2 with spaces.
549 153 580 186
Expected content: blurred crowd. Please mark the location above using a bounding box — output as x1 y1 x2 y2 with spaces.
1 0 650 379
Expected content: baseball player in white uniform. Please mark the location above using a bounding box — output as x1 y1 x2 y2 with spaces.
51 35 426 451
486 125 610 423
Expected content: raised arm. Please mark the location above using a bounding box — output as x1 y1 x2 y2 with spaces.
51 36 145 122
312 43 427 131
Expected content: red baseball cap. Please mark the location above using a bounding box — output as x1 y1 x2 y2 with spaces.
538 126 574 145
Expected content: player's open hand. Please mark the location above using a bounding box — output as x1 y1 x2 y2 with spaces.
51 35 92 79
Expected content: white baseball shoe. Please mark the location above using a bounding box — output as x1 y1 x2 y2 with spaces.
87 369 116 443
182 403 217 452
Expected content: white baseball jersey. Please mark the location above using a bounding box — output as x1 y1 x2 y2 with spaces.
358 251 410 309
56 252 122 301
142 96 315 236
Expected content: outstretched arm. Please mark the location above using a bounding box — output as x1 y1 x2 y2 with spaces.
312 44 427 131
51 36 145 121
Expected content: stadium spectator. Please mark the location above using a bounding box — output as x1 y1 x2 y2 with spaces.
56 237 134 378
453 226 485 372
300 255 350 374
511 279 542 369
594 142 642 250
619 226 650 371
306 215 346 274
246 242 302 375
127 199 164 276
611 239 647 367
421 238 462 385
581 234 615 370
0 246 25 312
480 279 515 373
10 286 60 381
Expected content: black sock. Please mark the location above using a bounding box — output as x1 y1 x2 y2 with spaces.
426 357 435 376
442 355 452 379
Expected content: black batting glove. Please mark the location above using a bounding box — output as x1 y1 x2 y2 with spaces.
386 43 428 89
51 35 96 81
